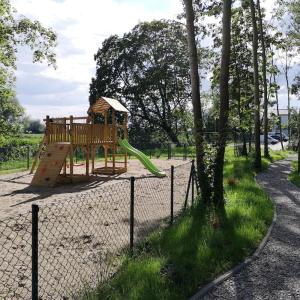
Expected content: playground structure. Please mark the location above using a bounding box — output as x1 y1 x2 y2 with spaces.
31 97 165 187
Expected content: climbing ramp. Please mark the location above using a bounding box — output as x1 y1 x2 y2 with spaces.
31 142 70 187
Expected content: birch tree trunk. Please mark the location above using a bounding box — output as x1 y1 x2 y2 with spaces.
184 0 211 202
257 0 269 158
250 0 262 171
213 0 232 208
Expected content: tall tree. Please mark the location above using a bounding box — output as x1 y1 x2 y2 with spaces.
298 108 300 172
249 0 262 170
257 0 269 157
89 20 192 145
213 0 232 208
271 56 284 150
228 7 254 155
283 44 293 138
184 0 211 202
0 0 56 139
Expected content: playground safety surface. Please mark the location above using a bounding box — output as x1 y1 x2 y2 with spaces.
0 159 193 299
0 159 187 219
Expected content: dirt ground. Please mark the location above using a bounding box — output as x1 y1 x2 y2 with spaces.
0 159 193 299
0 159 186 220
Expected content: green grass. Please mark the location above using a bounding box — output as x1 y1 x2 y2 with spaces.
288 160 300 187
0 161 31 174
82 148 289 300
0 134 43 174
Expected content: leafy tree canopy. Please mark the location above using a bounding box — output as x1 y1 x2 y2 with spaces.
89 20 193 144
0 0 57 139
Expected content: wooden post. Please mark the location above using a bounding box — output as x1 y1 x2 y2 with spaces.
124 113 128 170
45 115 50 144
92 145 95 173
298 109 300 173
70 115 74 181
86 125 90 176
104 111 108 141
112 110 116 174
63 117 67 176
86 145 90 176
27 145 30 169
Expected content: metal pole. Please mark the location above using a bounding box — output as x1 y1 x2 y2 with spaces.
32 204 39 300
168 143 171 159
191 160 195 206
170 165 174 225
130 177 135 254
27 146 30 169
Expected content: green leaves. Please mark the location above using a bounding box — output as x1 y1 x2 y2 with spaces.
90 20 192 144
0 0 57 138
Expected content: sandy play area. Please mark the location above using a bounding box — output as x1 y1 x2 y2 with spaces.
0 159 194 299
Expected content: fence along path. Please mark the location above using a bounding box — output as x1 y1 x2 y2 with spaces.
0 162 195 299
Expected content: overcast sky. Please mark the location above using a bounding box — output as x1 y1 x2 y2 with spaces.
12 0 299 121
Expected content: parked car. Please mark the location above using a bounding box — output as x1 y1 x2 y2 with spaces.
260 135 278 144
269 132 289 142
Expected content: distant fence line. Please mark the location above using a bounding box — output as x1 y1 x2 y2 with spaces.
0 161 197 299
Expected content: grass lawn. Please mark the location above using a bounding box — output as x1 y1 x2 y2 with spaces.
0 134 43 174
288 160 300 187
82 148 289 300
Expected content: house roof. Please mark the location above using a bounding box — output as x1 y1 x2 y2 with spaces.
89 97 129 114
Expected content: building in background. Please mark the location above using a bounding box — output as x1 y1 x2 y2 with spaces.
269 108 289 136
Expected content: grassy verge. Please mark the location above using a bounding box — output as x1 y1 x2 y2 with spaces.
288 161 300 187
0 134 43 174
82 149 289 300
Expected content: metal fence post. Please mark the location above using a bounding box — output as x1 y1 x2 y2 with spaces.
32 204 39 300
130 177 135 254
191 160 195 206
170 165 174 225
27 146 30 169
183 144 187 160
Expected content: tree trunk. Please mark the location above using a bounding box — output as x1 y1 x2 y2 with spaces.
163 124 181 145
184 0 211 202
236 65 247 156
257 0 269 158
298 108 300 173
273 76 284 150
285 49 291 139
250 0 262 171
213 0 232 208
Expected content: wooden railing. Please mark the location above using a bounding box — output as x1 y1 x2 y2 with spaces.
46 123 126 146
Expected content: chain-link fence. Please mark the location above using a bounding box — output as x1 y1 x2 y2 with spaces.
0 161 197 299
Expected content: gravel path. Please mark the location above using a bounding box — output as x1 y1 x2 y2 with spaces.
201 156 300 300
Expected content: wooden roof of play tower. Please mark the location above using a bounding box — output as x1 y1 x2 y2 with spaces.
88 97 129 114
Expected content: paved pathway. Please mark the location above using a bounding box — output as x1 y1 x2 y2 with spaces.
201 156 300 299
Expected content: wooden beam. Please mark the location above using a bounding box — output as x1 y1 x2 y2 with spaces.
43 116 88 121
70 115 74 180
86 145 90 176
63 117 67 175
112 110 116 174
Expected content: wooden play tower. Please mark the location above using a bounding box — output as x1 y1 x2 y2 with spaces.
31 97 129 187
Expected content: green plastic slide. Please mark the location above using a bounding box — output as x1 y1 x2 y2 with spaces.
119 139 166 177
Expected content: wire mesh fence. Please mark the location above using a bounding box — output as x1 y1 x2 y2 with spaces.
0 212 32 299
0 161 196 299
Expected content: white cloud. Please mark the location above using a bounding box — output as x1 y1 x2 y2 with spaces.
12 0 183 120
11 0 299 121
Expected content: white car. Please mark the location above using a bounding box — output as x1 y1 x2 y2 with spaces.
260 135 278 144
